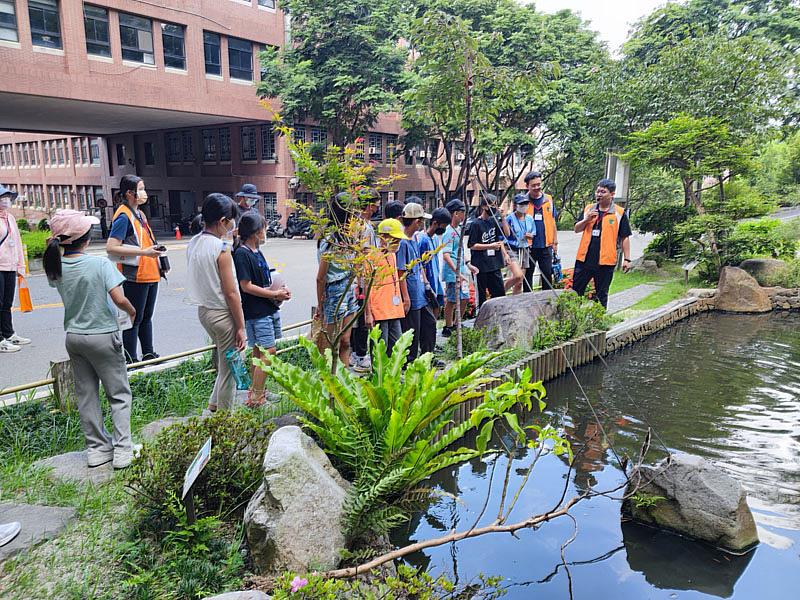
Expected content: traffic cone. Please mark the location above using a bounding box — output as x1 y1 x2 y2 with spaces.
175 225 182 240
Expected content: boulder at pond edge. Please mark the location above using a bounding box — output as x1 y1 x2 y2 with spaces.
624 453 758 554
244 425 349 574
738 258 786 286
474 291 559 349
714 267 772 313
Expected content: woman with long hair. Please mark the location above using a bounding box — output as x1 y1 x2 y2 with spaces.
186 193 246 412
106 174 164 363
44 209 137 469
0 186 30 353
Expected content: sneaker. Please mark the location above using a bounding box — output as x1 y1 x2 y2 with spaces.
349 353 361 368
112 444 141 470
6 334 30 345
141 352 160 361
0 522 21 547
0 339 20 353
353 355 372 373
87 449 113 468
441 326 452 338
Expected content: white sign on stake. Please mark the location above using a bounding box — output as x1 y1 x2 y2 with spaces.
182 437 212 500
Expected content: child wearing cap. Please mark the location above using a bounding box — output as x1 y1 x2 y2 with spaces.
367 219 407 355
44 209 138 470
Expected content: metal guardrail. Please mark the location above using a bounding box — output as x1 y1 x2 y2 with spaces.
0 318 312 398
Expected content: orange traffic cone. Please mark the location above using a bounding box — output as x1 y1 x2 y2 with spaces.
175 225 182 240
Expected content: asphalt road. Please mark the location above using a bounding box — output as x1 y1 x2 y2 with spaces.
1 230 651 387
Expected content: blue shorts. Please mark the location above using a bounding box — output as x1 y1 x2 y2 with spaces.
323 278 358 325
445 281 469 303
245 313 282 349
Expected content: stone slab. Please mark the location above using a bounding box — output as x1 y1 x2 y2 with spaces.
139 416 192 441
607 284 662 313
203 592 271 600
0 503 76 563
33 451 114 485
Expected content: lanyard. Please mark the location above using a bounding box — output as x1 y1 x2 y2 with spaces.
250 246 272 287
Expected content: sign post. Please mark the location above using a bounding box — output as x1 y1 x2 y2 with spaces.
182 437 212 524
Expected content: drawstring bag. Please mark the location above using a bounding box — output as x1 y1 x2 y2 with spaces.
17 275 33 312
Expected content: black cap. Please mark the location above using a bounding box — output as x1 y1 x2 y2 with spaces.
235 183 260 199
431 207 451 224
445 199 466 213
513 193 530 205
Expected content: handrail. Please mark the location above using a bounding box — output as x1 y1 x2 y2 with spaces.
0 318 313 398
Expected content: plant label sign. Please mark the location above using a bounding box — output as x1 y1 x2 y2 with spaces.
182 437 212 500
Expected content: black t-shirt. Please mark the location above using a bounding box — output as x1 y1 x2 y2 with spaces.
584 208 633 266
467 216 505 273
233 245 278 320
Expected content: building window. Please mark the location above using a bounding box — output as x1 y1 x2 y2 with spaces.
181 130 194 162
228 37 253 81
0 0 18 42
116 143 125 166
90 139 101 165
57 140 66 165
203 31 221 76
22 145 29 166
29 0 62 49
161 23 185 70
81 138 89 163
202 129 217 162
260 123 276 160
119 12 154 65
48 142 56 164
83 4 110 57
293 126 306 143
368 133 382 162
144 142 155 166
263 192 278 219
219 127 231 161
241 126 257 161
166 132 181 163
311 127 327 146
258 0 276 8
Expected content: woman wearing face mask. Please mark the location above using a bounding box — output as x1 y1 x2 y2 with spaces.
187 193 246 412
0 186 30 353
106 175 165 363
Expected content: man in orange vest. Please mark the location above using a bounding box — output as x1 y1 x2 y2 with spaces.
573 179 633 308
523 172 559 290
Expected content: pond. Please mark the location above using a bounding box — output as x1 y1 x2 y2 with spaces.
394 312 800 599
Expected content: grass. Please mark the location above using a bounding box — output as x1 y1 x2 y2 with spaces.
628 279 696 311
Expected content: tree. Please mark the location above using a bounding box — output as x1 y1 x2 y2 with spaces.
257 0 407 146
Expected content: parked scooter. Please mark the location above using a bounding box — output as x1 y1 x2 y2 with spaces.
266 218 285 238
284 212 313 239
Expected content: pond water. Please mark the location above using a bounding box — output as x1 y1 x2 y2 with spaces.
394 312 800 599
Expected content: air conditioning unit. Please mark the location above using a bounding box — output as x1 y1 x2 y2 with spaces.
288 176 300 189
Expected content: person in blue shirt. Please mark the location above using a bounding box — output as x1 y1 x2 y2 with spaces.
397 202 435 362
506 193 537 293
414 207 450 319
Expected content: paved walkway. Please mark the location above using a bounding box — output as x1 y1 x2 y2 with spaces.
607 284 662 314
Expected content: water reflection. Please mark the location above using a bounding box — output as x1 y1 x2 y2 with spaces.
395 312 800 599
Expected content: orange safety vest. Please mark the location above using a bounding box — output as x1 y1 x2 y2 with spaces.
368 253 404 321
112 204 160 283
576 203 625 266
525 194 557 247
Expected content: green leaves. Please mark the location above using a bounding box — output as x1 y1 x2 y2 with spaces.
258 326 547 543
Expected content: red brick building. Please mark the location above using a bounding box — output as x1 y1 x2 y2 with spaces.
0 0 437 228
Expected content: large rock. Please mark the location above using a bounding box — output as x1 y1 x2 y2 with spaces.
738 258 786 286
714 267 772 313
203 592 271 600
244 426 349 574
33 451 114 485
624 453 758 554
0 503 77 563
474 291 559 349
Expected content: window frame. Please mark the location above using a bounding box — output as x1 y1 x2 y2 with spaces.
29 0 62 49
203 31 221 76
83 4 110 57
218 127 231 162
166 132 182 163
161 22 186 70
240 125 257 162
202 129 217 162
181 130 194 163
260 123 276 161
144 141 156 166
119 11 154 65
0 0 19 43
228 36 253 81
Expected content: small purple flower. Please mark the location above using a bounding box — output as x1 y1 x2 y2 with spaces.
290 576 309 593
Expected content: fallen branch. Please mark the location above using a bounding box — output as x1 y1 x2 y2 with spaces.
321 494 587 579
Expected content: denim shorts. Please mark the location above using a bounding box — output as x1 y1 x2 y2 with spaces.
323 278 358 324
245 312 282 349
445 281 469 303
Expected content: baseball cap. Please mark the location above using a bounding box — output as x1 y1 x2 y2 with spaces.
431 207 451 224
49 209 100 244
513 193 530 205
235 183 260 200
402 202 432 219
377 218 409 240
0 185 18 201
445 199 466 213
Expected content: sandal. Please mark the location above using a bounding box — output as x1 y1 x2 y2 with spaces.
245 392 266 409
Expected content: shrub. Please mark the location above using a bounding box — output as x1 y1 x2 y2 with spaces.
532 291 616 351
725 217 797 265
765 258 800 288
37 218 49 231
258 328 547 543
442 325 488 361
21 230 50 259
126 410 274 530
16 218 30 232
634 202 695 258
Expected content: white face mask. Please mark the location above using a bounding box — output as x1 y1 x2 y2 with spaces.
246 198 258 208
136 189 147 202
0 198 11 210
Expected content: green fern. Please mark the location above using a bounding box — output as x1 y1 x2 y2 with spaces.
256 327 548 542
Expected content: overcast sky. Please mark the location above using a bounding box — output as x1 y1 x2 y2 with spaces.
531 0 672 52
